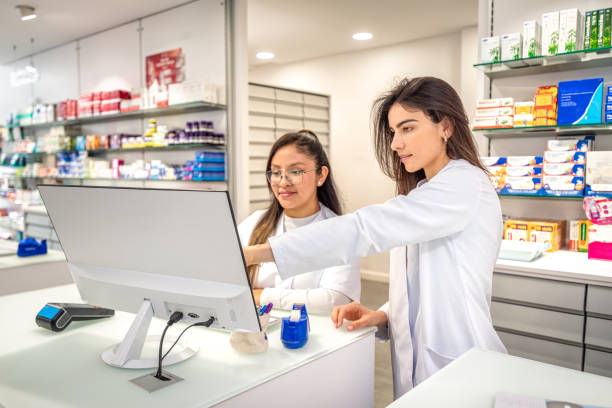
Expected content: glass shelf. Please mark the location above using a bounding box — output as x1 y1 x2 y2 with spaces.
13 143 225 156
1 101 226 130
473 123 612 138
498 193 584 200
473 46 612 79
18 175 227 184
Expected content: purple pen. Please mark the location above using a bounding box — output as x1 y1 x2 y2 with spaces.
265 303 273 314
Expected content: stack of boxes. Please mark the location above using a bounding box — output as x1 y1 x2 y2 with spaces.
482 136 591 197
504 219 566 252
533 85 558 126
585 8 611 50
472 98 514 129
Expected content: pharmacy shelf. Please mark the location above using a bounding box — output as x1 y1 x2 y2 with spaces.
497 193 584 200
473 123 612 139
495 250 612 287
2 101 226 130
474 46 612 79
13 143 226 157
18 176 226 184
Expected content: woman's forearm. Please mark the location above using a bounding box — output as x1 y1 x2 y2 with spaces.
243 243 275 265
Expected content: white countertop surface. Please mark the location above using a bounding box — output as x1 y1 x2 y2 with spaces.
388 348 612 408
0 240 65 269
0 284 374 408
495 250 612 287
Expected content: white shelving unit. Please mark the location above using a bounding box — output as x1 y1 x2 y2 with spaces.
478 0 612 376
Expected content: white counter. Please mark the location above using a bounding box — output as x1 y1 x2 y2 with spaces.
388 348 612 408
0 284 375 408
496 250 612 287
0 242 70 295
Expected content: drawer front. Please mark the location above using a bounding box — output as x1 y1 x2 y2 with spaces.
584 348 612 378
587 285 612 318
497 330 583 370
493 273 585 312
585 316 612 350
492 301 584 344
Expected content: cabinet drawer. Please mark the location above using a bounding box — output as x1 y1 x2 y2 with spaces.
492 301 583 344
25 213 52 228
587 285 612 318
493 273 585 312
584 348 612 378
497 330 582 370
585 316 612 350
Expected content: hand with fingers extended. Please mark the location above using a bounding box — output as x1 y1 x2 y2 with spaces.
331 302 388 331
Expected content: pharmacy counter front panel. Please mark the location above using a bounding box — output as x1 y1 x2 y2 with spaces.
0 284 375 408
387 348 612 408
0 242 70 296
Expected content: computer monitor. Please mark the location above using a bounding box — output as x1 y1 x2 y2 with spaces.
38 185 260 369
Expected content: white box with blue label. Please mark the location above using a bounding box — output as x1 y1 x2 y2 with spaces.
557 78 603 125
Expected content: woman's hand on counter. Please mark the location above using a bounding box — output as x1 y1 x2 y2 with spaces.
243 243 274 266
331 302 388 331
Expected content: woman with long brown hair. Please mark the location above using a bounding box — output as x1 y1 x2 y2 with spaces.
243 77 506 399
238 130 360 313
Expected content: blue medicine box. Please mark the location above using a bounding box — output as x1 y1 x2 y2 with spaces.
557 78 603 125
606 112 612 123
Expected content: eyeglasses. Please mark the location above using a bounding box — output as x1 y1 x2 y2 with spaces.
266 168 318 185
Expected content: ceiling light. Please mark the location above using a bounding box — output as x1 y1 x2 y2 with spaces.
256 51 275 60
25 65 37 73
16 5 37 21
352 32 373 41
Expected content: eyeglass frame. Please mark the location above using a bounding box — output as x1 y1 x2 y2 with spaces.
265 167 320 185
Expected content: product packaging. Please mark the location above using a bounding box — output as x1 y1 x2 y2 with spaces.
507 156 543 166
559 8 584 53
482 157 507 166
514 114 534 127
544 151 586 164
504 220 531 241
505 166 542 177
543 163 585 177
569 220 592 252
488 166 506 177
585 151 612 196
501 33 522 60
514 101 534 115
557 78 603 125
585 10 597 49
529 220 566 252
522 20 542 58
546 136 593 152
588 224 612 261
542 11 560 55
480 36 501 63
504 176 542 192
597 8 612 47
542 175 585 193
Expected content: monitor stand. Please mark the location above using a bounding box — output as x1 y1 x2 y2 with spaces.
101 300 199 369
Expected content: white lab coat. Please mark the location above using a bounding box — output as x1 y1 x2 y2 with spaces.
238 203 361 308
268 159 507 399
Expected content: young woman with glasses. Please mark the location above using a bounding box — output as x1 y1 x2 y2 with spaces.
237 130 360 313
243 77 506 399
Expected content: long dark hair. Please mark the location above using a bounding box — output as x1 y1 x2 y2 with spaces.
372 76 485 195
247 129 342 283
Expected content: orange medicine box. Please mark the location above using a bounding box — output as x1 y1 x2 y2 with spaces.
529 220 566 252
504 220 530 241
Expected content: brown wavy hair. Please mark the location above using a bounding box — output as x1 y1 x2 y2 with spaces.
372 76 485 195
247 130 342 283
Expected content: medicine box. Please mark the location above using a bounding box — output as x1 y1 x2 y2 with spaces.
597 8 611 47
585 10 598 49
488 166 506 177
501 33 522 60
586 151 612 193
506 166 542 177
559 8 584 53
507 156 543 166
606 112 612 123
569 220 592 252
504 176 542 192
543 163 585 176
529 220 566 252
515 101 534 115
588 224 612 261
482 157 507 167
542 175 585 192
481 37 500 63
557 78 603 125
542 11 560 56
546 137 592 152
523 20 542 58
504 220 530 242
472 117 497 129
544 151 586 164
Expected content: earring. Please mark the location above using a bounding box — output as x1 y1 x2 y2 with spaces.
318 182 322 186
443 135 448 143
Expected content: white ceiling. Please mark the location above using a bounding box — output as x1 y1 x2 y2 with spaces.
0 0 478 66
248 0 478 66
0 0 194 64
